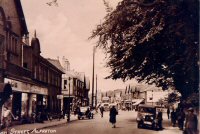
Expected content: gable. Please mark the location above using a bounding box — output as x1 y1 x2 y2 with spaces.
1 0 28 36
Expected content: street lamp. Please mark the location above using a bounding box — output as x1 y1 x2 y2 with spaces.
91 46 96 108
67 77 71 122
152 90 153 106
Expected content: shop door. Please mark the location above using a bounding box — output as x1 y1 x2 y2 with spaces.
12 92 22 119
36 95 43 114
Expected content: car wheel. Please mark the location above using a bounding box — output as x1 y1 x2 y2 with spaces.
78 117 80 120
152 123 158 131
137 123 141 128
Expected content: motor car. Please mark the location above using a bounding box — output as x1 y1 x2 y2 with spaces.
101 103 110 111
109 103 117 109
78 107 93 120
136 104 161 130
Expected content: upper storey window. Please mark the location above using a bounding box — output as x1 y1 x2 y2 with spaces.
0 13 3 26
0 7 5 26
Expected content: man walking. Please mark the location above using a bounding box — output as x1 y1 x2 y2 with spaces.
109 106 118 128
167 107 170 119
157 109 163 130
171 108 177 127
100 106 104 118
185 108 198 134
177 108 185 130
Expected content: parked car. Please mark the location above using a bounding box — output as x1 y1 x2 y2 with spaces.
109 103 118 109
101 103 110 111
78 107 93 120
136 104 161 130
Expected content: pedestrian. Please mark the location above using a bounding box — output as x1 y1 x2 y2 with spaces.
184 108 198 134
36 112 44 123
171 108 177 127
100 106 104 118
109 106 118 128
2 106 17 134
167 107 170 119
177 108 185 130
157 109 163 130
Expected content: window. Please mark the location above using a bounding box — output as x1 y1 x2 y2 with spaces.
64 80 67 89
23 62 28 68
0 11 4 26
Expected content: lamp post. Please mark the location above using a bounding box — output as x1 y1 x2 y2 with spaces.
67 77 71 122
95 74 98 107
152 90 153 106
92 46 96 108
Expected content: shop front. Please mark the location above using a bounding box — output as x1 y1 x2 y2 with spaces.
4 78 48 122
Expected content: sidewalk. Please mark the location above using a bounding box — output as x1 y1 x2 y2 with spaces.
160 112 182 134
131 110 183 134
1 114 78 132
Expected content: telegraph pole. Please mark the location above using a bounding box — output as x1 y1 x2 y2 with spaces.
91 47 95 108
95 74 98 107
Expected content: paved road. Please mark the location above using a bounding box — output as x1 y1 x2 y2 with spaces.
31 111 182 134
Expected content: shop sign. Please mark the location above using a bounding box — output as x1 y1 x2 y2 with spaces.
57 95 63 99
30 85 48 95
62 90 68 95
4 78 48 95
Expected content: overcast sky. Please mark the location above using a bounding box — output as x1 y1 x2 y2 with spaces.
21 0 140 92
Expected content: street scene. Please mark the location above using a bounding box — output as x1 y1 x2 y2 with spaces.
0 0 199 134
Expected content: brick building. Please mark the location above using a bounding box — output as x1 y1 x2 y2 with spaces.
0 0 64 124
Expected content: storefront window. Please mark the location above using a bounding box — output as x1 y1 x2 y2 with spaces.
21 93 28 116
32 95 37 113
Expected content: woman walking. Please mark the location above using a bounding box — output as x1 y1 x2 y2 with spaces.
109 106 118 128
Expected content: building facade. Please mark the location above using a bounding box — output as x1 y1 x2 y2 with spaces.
61 57 90 113
0 0 63 124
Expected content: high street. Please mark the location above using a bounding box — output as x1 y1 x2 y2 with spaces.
30 111 182 134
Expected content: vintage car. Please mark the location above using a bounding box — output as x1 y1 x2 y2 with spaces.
78 107 94 120
136 104 161 130
101 103 110 111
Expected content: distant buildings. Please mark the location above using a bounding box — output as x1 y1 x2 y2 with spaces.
100 84 170 110
61 56 90 113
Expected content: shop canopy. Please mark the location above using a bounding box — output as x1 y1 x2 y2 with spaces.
132 99 144 106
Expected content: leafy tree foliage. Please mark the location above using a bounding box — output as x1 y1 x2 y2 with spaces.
90 0 199 99
164 92 180 105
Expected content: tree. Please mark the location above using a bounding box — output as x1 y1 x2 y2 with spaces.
164 92 180 106
90 0 199 99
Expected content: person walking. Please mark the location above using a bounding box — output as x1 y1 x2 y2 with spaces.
185 108 198 134
109 106 118 128
100 106 104 118
2 106 17 134
157 110 163 130
177 108 185 130
171 108 177 127
167 107 170 119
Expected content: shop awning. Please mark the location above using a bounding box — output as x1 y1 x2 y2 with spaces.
132 99 144 106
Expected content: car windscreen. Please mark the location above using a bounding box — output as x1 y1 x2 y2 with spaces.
80 107 88 112
139 107 155 114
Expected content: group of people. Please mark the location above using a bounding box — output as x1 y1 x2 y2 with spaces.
167 107 198 134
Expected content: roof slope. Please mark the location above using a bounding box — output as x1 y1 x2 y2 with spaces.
14 0 28 35
47 58 65 73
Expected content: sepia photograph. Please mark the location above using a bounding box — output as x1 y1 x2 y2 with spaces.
0 0 199 134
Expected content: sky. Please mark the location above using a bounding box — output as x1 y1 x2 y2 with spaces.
21 0 140 92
